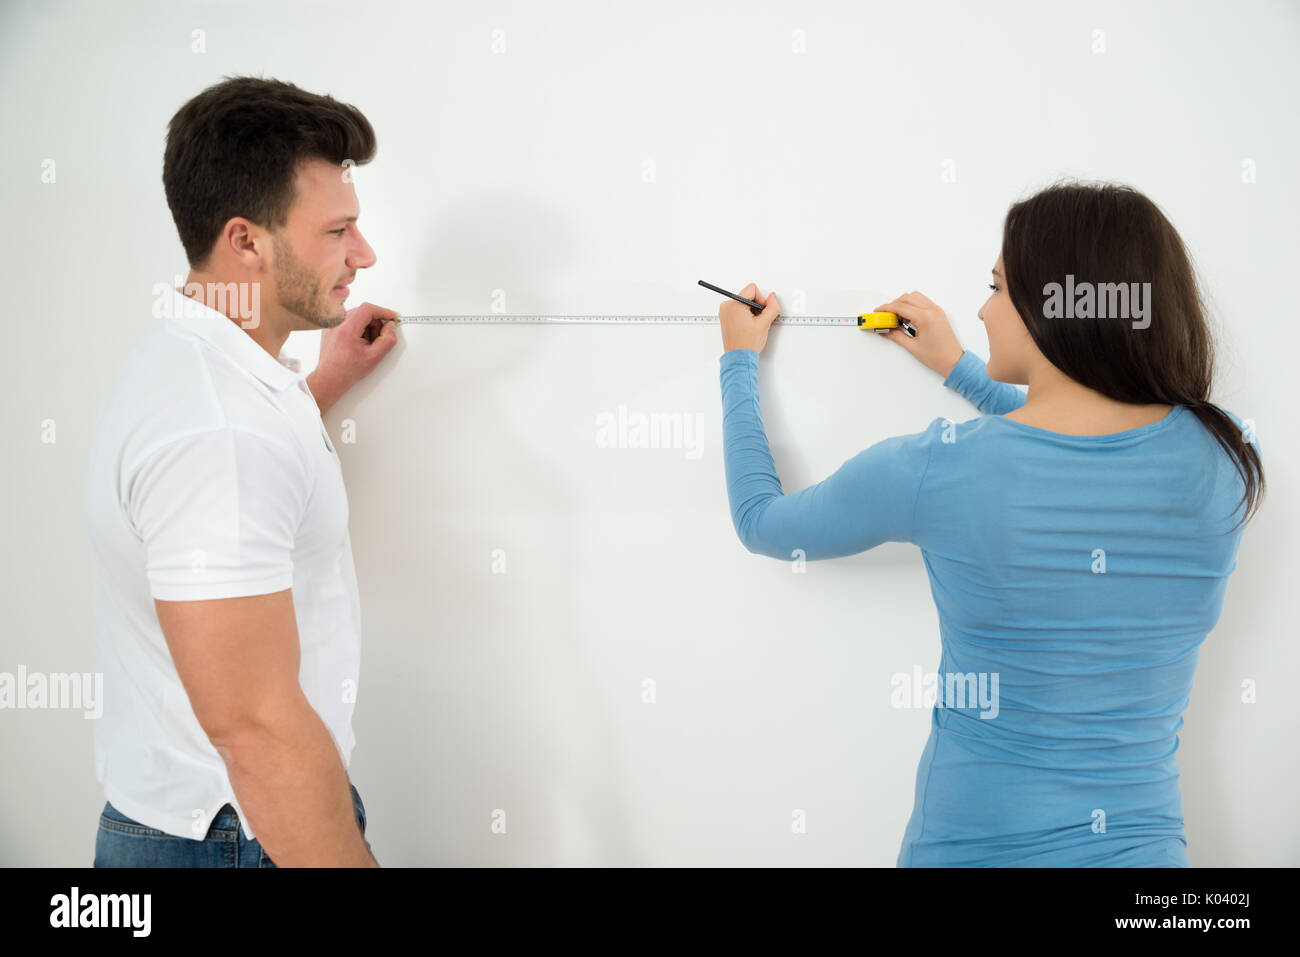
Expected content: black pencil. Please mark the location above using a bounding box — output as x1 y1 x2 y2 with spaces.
698 279 768 315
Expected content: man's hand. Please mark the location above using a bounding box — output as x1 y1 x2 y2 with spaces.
720 282 781 354
308 301 400 415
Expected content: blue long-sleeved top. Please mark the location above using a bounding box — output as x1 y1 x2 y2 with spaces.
720 347 1252 866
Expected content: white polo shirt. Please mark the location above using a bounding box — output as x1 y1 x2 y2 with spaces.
86 287 361 841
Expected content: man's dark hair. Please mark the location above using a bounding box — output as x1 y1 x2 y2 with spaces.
163 75 377 269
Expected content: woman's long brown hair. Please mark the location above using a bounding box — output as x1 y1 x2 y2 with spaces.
1001 181 1264 532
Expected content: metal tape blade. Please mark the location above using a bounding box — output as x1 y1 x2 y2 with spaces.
394 314 859 326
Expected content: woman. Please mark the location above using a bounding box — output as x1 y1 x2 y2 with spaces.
717 180 1264 867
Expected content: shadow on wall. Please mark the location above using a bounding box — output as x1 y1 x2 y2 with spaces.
328 188 641 864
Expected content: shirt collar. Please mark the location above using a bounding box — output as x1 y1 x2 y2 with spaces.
167 288 306 393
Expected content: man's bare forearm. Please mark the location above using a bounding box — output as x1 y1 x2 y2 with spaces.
211 697 377 867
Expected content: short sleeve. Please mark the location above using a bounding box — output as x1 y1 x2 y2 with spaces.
127 427 309 601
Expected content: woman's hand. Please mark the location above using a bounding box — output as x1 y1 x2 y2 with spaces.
875 291 965 378
720 282 781 354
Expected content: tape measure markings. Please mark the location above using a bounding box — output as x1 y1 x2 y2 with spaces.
394 314 862 326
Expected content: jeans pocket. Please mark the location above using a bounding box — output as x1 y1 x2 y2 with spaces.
95 804 226 867
97 802 169 837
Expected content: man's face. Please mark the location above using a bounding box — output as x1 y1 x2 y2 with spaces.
268 157 376 330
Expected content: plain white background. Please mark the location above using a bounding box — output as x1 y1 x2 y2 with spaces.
1 0 1295 866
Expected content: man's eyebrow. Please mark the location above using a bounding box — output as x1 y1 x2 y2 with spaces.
328 215 359 225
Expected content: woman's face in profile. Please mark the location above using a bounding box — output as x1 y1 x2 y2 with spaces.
980 254 1033 384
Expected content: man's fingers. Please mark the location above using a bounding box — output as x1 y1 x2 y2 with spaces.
364 317 399 344
369 319 399 355
342 303 393 339
352 302 399 328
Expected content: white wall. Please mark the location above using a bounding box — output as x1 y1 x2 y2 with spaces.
2 0 1296 865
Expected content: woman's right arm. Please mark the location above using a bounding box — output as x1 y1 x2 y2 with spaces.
941 351 1027 415
876 290 1027 415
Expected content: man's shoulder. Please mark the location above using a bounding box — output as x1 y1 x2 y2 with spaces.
94 321 297 465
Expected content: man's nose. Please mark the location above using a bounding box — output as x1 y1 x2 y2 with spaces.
351 231 377 269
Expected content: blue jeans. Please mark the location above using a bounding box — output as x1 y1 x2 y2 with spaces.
93 783 368 867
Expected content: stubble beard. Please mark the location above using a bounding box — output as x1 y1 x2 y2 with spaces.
272 232 346 330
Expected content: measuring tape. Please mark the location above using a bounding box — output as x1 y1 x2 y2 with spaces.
394 313 906 331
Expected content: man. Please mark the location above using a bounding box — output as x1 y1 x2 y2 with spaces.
86 76 397 866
